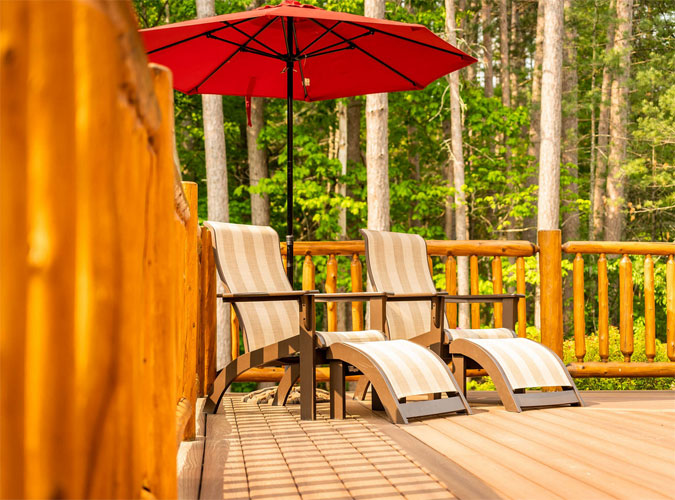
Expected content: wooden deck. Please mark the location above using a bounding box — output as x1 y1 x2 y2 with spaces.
182 391 675 500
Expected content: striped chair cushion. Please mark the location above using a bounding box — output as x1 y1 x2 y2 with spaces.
466 338 572 389
447 328 517 340
362 230 436 340
204 221 298 352
345 340 459 399
316 330 385 347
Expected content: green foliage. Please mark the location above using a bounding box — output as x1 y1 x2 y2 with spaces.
562 326 675 390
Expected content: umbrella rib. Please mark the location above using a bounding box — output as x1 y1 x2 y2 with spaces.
292 26 309 99
295 20 342 57
146 18 252 55
299 31 373 59
341 20 467 58
190 17 279 93
309 18 420 88
223 21 284 58
207 33 282 60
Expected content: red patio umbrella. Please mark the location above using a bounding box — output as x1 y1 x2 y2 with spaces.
140 0 476 281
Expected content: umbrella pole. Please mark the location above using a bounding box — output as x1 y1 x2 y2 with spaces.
285 17 294 285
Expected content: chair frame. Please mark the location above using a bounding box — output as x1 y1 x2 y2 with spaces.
360 231 584 412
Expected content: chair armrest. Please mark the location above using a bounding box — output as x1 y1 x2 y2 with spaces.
315 292 388 303
218 291 307 303
444 293 524 304
385 291 447 302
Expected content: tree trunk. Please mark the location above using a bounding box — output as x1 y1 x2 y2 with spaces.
459 0 475 81
509 0 519 105
591 0 615 240
562 0 579 335
446 0 470 327
537 0 564 231
499 0 510 108
365 0 389 231
247 97 269 226
443 119 455 241
337 100 348 239
523 0 545 243
196 0 230 370
605 0 633 241
562 0 579 242
481 0 494 97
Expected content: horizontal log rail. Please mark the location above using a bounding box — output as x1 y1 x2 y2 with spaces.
563 241 675 377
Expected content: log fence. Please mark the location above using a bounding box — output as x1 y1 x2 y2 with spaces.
0 2 216 497
562 241 675 377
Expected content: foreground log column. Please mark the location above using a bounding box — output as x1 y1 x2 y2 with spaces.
538 230 563 358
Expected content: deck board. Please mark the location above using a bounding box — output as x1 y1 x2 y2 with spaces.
194 391 675 499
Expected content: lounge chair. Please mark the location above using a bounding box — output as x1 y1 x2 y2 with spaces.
361 229 584 412
203 222 472 423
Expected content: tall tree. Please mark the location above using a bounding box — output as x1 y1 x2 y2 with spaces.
459 0 476 81
562 0 579 334
247 97 269 225
446 0 471 327
537 0 564 231
365 0 390 231
591 0 616 240
196 0 230 368
499 0 511 108
481 0 495 97
524 0 545 243
605 0 634 240
562 0 579 242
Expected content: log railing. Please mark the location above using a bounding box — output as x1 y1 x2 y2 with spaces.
562 241 675 377
0 2 215 497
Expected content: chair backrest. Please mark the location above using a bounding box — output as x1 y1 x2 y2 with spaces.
204 221 298 352
361 229 436 340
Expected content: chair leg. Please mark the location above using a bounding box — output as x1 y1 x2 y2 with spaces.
352 375 370 400
329 360 346 420
452 354 467 397
273 364 299 406
372 387 384 412
300 346 316 421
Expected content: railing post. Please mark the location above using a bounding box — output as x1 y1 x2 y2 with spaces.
538 230 563 358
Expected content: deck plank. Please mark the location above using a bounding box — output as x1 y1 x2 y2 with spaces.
177 439 205 500
457 410 671 499
203 391 675 500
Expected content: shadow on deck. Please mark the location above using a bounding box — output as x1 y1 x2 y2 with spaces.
180 391 675 500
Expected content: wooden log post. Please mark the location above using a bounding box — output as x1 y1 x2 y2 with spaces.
538 230 563 358
644 255 655 363
573 253 586 362
326 254 338 331
598 253 610 361
181 182 199 441
230 307 239 360
470 255 480 328
492 257 503 327
350 254 364 331
302 253 315 290
199 227 217 395
666 255 674 361
446 255 458 329
516 257 527 337
619 254 634 362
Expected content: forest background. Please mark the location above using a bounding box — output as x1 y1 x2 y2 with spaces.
133 0 674 388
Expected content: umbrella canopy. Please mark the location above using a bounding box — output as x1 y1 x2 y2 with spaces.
141 0 476 280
